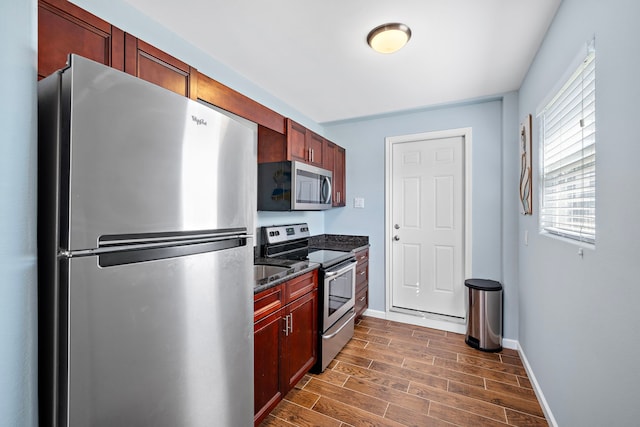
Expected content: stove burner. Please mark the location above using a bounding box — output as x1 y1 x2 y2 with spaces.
261 224 353 268
307 249 354 268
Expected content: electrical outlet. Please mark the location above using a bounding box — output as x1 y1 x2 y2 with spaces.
354 197 365 208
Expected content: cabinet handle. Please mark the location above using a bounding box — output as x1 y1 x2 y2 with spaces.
288 313 293 334
359 296 366 302
360 271 366 276
283 315 289 336
359 255 366 260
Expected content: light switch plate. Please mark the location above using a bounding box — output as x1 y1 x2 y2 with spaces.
354 197 365 208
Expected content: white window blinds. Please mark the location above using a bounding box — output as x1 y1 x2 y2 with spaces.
540 44 596 244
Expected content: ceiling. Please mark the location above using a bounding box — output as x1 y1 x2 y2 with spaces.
121 0 561 124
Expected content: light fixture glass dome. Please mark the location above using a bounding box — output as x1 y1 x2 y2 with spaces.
367 23 412 54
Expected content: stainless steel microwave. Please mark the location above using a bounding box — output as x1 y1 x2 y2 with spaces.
258 161 332 210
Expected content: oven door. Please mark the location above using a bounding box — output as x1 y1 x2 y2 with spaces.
323 259 357 331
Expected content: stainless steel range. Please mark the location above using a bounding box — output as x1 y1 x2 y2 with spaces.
261 223 357 372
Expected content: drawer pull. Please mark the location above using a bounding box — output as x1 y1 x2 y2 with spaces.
360 271 366 276
359 296 366 302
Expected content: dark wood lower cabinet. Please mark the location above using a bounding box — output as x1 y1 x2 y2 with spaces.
253 309 283 424
253 270 318 426
354 248 369 319
282 290 317 391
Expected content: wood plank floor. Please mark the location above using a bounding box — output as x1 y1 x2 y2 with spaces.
260 316 548 427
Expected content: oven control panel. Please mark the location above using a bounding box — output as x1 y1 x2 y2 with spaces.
262 223 310 244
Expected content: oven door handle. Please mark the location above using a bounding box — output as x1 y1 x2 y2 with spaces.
324 259 357 277
322 310 356 340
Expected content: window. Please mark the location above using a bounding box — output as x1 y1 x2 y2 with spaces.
539 41 596 245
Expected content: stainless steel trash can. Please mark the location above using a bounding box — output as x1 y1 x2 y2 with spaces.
465 279 502 352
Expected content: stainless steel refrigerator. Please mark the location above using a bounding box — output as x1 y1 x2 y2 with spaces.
38 55 256 426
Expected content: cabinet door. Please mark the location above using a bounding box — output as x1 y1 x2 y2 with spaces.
38 0 124 79
286 119 308 163
334 146 346 206
282 290 317 392
254 309 283 425
124 35 196 99
306 131 324 167
323 140 336 172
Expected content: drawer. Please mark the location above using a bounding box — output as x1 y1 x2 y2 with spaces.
356 260 368 288
254 284 284 323
284 270 318 304
355 249 369 264
355 287 368 318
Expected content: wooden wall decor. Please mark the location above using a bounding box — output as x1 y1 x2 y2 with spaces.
520 114 533 215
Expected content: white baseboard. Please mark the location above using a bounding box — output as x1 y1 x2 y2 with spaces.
362 309 556 426
361 309 466 334
361 308 385 319
517 343 558 427
502 338 518 350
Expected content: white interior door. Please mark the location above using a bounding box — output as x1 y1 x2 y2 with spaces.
389 133 467 319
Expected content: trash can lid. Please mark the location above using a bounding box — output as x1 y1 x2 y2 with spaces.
464 279 502 291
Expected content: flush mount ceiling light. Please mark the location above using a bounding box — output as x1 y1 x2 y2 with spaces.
367 23 412 54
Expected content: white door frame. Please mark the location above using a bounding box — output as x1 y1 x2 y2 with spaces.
384 128 473 334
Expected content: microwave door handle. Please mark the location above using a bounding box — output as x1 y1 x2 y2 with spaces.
322 176 332 204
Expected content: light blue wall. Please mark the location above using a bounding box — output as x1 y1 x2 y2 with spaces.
0 1 38 425
323 100 518 338
518 0 640 424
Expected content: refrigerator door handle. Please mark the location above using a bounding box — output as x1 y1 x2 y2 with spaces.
98 228 248 247
97 236 249 267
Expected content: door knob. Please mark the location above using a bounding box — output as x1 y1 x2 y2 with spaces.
393 235 400 241
394 224 400 230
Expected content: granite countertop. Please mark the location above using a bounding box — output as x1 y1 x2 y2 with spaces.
309 234 370 253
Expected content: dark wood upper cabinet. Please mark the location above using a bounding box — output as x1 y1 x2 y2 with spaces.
38 0 124 79
287 119 309 163
257 125 287 163
334 145 346 206
197 72 285 134
324 140 346 207
285 119 323 167
124 35 196 99
305 130 324 167
38 0 286 133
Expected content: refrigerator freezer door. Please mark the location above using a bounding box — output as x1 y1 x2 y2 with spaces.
61 56 256 251
64 242 253 426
